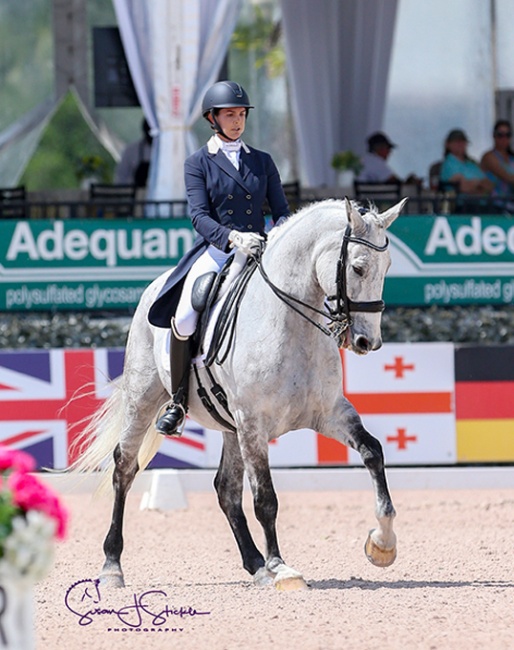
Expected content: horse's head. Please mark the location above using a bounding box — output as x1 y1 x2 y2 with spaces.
319 197 407 355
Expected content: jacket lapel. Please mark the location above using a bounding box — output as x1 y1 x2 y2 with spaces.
210 150 248 189
238 150 252 183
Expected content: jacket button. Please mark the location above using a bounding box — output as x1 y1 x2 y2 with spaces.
228 194 233 199
248 224 253 229
246 194 252 199
246 209 252 214
228 209 234 215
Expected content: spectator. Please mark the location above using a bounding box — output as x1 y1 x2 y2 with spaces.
480 119 514 196
357 131 420 185
440 129 493 195
114 118 153 187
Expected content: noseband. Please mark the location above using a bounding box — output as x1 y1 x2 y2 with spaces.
256 221 389 344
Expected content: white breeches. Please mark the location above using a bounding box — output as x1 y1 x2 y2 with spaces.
174 245 233 337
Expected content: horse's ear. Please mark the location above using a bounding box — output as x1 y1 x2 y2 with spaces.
379 198 408 229
345 197 367 234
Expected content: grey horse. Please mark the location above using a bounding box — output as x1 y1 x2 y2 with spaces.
72 197 407 591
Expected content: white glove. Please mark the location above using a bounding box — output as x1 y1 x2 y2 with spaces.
229 230 265 258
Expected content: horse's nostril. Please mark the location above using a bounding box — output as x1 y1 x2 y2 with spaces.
356 336 370 352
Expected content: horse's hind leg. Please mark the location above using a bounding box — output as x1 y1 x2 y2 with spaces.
322 398 397 568
214 433 270 585
100 442 138 587
101 365 168 587
237 431 308 591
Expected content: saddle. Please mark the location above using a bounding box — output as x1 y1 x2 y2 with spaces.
191 256 257 364
187 256 258 433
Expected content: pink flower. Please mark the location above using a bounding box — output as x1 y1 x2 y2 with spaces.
8 471 68 540
0 446 35 473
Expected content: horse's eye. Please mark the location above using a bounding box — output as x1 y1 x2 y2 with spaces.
352 265 364 277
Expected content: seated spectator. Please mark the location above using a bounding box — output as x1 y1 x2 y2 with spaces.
480 119 514 196
440 129 493 195
115 118 153 187
357 131 420 185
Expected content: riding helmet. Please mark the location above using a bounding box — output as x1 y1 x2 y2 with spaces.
201 81 253 117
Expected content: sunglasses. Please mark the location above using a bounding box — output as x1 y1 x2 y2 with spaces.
495 131 512 138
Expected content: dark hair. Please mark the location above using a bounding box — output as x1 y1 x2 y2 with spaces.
493 119 511 135
493 119 514 156
443 143 473 162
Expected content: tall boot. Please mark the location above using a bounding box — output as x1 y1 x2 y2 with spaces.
155 320 191 436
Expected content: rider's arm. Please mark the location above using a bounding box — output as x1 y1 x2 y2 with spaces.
185 156 233 252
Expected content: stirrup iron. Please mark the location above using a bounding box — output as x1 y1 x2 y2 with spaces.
155 401 187 437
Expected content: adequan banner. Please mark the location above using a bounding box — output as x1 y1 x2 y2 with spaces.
1 214 513 311
0 218 194 311
386 215 514 305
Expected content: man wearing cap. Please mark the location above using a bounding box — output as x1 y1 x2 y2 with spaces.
440 129 493 195
357 132 402 183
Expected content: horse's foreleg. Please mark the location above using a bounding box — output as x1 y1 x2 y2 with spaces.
214 433 268 584
239 433 308 591
100 443 139 587
358 431 397 568
324 400 397 568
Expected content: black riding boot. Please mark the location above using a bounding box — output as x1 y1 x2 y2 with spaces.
155 321 191 436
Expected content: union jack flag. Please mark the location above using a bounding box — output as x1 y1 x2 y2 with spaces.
0 349 209 470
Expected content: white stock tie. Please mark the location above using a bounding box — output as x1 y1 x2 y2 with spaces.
221 140 242 169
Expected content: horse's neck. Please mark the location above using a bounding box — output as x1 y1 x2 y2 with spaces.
264 211 341 303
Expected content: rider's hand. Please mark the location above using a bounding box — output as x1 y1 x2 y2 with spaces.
229 230 265 258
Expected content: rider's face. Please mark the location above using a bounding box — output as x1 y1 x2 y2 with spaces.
212 107 247 140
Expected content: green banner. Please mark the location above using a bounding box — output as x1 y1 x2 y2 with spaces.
385 214 514 305
1 214 513 311
0 218 195 311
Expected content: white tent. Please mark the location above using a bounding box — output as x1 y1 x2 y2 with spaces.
2 0 514 193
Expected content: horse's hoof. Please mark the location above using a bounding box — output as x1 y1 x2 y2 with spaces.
99 571 125 588
253 567 274 587
274 575 309 592
364 532 397 568
273 566 309 591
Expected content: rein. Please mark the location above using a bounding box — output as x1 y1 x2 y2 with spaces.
256 222 389 344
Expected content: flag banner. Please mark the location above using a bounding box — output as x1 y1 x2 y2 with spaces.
455 345 514 462
0 343 511 468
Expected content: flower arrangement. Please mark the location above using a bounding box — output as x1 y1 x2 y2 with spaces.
0 446 68 585
331 150 363 174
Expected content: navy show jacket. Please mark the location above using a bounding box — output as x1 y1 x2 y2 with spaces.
148 137 290 328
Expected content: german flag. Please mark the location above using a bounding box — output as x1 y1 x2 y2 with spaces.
455 346 514 462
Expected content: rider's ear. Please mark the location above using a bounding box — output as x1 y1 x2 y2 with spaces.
379 198 408 229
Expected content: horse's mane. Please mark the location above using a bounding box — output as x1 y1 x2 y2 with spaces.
267 199 347 244
267 198 383 245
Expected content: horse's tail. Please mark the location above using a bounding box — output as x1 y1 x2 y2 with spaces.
68 378 162 495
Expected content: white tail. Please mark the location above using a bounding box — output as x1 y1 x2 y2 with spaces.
68 378 162 495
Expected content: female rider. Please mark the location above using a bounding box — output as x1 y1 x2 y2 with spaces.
148 80 290 436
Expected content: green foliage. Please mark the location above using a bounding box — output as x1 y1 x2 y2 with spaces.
231 3 285 78
331 150 363 173
0 491 18 551
20 92 115 191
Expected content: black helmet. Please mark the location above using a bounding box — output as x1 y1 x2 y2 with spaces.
202 81 253 117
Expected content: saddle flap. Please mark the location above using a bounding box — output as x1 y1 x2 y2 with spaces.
191 272 218 312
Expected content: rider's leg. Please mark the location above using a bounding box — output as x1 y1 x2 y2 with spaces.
155 246 230 436
155 317 192 436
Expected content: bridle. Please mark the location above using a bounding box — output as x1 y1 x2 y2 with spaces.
256 222 389 345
